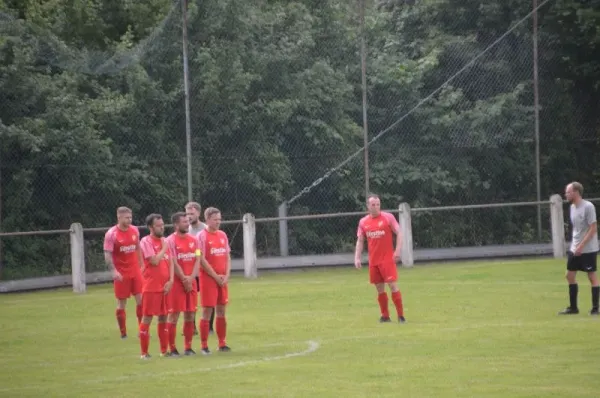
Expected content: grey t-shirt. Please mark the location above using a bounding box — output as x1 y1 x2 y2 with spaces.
570 200 599 253
189 221 207 237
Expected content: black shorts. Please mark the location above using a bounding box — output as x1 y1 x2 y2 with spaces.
566 251 598 272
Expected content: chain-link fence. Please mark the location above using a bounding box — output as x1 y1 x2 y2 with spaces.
1 0 598 280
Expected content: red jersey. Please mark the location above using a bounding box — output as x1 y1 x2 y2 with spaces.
357 211 400 266
198 229 230 275
139 235 171 293
103 225 141 277
167 232 200 276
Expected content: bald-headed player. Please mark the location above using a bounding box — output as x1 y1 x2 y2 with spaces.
559 182 599 315
185 201 214 334
103 206 144 338
355 194 406 323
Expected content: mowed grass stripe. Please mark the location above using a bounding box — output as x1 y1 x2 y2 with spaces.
0 258 599 397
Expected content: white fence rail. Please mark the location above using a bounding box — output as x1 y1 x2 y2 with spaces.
0 194 579 293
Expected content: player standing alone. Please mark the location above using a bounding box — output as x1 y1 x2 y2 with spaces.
559 182 599 315
103 206 144 338
198 207 231 354
138 214 174 359
355 194 406 323
166 212 201 356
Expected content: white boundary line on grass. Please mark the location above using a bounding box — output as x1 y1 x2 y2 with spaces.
0 339 321 392
90 340 321 384
1 317 597 392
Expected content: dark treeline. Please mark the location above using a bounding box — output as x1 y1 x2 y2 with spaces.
1 0 599 279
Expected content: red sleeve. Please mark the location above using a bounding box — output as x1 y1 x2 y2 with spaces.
383 212 400 234
357 218 366 238
140 237 155 259
131 225 140 245
222 232 231 253
103 228 115 252
167 235 177 258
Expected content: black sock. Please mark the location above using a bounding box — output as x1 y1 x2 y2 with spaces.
569 283 578 309
592 286 599 309
209 308 215 330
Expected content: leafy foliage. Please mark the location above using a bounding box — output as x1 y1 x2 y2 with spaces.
0 0 598 278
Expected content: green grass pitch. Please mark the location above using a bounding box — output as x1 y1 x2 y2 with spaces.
1 258 599 397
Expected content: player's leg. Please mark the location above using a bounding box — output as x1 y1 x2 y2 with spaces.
383 264 405 323
183 311 196 354
370 265 390 322
113 278 130 338
584 253 599 315
157 294 170 357
132 274 143 325
183 289 198 355
199 277 217 354
559 251 580 314
215 285 230 351
167 311 181 356
193 276 200 335
139 293 154 359
166 286 183 355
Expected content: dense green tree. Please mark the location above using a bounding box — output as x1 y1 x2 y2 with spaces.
1 0 598 278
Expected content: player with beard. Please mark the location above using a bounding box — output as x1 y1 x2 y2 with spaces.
138 214 174 359
165 212 201 355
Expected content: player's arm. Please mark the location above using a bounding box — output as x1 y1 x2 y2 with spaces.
577 205 598 251
386 212 402 260
168 239 186 282
103 231 122 280
354 230 364 269
225 254 231 281
223 236 232 283
192 248 201 279
200 255 222 284
168 254 174 284
148 239 168 266
197 232 223 284
137 246 144 272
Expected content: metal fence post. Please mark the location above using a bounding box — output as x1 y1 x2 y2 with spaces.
278 202 289 256
550 194 566 258
399 203 414 267
243 213 258 278
70 223 86 293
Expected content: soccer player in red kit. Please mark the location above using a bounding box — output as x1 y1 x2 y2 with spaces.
197 207 231 354
355 194 406 323
138 213 174 359
103 206 144 339
166 212 201 356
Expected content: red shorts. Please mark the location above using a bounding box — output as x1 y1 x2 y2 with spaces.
141 292 168 316
168 284 198 313
200 275 228 308
369 263 398 284
113 273 143 299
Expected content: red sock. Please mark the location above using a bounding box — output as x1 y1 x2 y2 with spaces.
168 322 177 351
157 322 169 354
116 309 126 337
136 305 143 325
183 321 194 351
391 291 404 317
139 323 150 355
200 319 210 349
216 316 227 348
377 292 390 318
